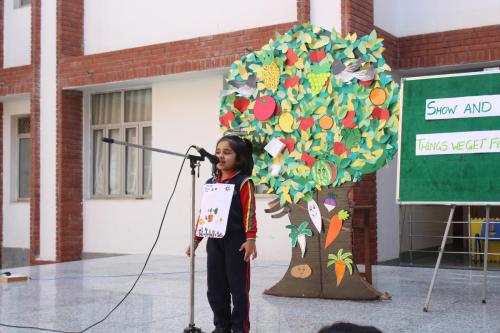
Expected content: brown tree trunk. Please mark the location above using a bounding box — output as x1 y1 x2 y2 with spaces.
264 183 385 300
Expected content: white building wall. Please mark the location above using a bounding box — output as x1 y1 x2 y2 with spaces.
84 0 297 55
3 0 31 67
39 0 57 260
375 0 500 37
83 71 290 261
2 98 30 249
310 0 342 33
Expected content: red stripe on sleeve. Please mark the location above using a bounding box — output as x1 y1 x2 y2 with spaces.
240 179 257 240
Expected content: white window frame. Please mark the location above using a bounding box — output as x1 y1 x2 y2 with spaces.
90 88 152 199
14 115 31 201
14 0 31 9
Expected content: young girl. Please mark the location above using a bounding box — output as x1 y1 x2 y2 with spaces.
186 135 258 333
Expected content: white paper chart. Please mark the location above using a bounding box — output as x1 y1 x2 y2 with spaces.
195 183 235 238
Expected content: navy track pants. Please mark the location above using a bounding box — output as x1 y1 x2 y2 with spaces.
207 231 250 333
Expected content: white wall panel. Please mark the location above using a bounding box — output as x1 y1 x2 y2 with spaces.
310 0 342 33
39 0 57 260
375 0 500 37
83 71 290 261
84 0 297 54
3 0 31 67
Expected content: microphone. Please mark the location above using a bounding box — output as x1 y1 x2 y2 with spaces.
102 137 114 144
194 146 219 164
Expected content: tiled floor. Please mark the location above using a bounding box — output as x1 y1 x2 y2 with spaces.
1 255 499 333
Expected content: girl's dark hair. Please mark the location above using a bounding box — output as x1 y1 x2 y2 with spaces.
212 135 254 176
318 322 383 333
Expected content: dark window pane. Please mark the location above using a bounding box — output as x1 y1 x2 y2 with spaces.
19 138 30 199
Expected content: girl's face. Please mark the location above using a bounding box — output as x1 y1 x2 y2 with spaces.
215 140 237 173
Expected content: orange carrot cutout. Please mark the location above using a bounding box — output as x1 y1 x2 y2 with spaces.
324 210 349 248
327 249 353 287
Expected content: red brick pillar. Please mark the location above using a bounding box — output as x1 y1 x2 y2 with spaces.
377 29 398 70
341 0 374 36
340 0 378 264
56 0 84 262
0 104 3 267
297 0 310 23
0 0 3 66
56 91 83 262
352 174 378 264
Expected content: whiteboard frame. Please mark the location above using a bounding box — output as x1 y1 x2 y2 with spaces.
396 70 500 206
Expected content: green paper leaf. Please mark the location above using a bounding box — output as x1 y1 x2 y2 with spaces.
340 158 352 169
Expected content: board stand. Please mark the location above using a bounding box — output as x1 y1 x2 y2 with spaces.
423 205 491 311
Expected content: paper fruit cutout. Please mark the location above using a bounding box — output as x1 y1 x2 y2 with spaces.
291 264 312 279
359 79 374 87
254 95 277 121
284 75 299 88
319 115 334 130
258 50 281 92
307 199 322 232
219 111 234 128
309 50 326 63
311 160 336 186
324 193 337 212
280 137 295 152
372 107 390 121
325 210 350 248
285 49 298 66
298 117 314 131
301 152 316 168
307 62 330 96
234 98 250 112
287 221 313 258
219 23 399 206
369 87 386 106
333 142 349 157
278 112 295 133
327 249 354 287
341 111 356 129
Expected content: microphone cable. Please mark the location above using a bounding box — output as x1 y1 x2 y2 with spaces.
0 146 196 333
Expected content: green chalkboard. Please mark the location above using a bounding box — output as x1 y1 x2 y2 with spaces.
397 71 500 204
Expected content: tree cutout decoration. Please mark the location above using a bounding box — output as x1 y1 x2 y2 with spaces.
219 23 398 300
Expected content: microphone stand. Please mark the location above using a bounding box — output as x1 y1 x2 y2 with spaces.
102 138 204 333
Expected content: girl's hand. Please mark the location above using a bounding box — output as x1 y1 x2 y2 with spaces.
239 240 257 262
185 241 200 257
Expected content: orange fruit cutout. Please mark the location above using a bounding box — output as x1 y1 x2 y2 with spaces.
369 88 386 106
319 115 334 130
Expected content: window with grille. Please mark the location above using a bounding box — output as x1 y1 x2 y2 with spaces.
17 116 31 200
91 88 152 198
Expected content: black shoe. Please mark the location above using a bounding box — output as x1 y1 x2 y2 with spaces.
211 328 230 333
230 330 243 333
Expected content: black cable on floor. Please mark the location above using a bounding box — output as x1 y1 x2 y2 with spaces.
0 146 195 333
